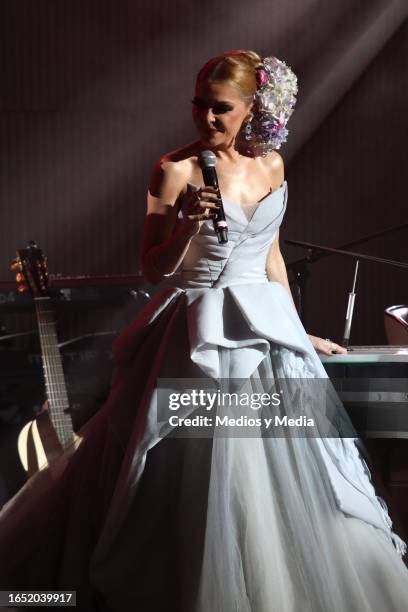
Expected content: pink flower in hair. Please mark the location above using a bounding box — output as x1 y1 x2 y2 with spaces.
256 69 269 88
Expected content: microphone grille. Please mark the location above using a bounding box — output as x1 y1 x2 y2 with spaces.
198 150 216 168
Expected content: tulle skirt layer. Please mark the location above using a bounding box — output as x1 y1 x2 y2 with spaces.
1 293 408 611
88 347 408 612
96 432 408 612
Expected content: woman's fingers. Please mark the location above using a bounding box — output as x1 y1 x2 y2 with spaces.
309 334 348 355
198 185 219 198
196 187 220 209
331 342 347 354
319 338 347 355
186 188 220 221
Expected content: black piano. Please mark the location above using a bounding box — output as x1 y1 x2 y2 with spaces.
321 346 408 439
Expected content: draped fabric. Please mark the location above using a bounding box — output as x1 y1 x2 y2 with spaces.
1 180 408 612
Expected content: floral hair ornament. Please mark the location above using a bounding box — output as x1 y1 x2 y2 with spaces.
239 56 298 157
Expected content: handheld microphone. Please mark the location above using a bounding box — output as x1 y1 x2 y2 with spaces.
198 150 228 244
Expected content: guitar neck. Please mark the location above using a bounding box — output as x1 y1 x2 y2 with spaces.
35 296 74 447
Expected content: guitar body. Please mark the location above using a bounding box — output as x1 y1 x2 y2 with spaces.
17 406 82 477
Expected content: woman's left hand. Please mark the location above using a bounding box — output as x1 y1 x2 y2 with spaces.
307 334 347 355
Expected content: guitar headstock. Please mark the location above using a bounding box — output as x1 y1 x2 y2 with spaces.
11 241 49 297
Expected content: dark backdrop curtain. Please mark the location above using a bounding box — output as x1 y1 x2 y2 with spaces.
0 0 407 343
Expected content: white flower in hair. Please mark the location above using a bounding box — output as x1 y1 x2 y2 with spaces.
238 56 298 157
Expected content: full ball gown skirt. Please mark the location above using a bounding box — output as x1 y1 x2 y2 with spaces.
1 180 408 612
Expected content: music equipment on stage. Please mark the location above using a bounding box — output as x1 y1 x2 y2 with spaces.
321 346 408 439
11 241 82 475
0 275 151 313
342 260 359 348
286 221 408 323
384 305 408 345
321 345 408 365
286 239 408 338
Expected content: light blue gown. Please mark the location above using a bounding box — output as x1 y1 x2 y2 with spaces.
1 180 408 611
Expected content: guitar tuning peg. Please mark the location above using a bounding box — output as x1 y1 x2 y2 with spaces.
15 272 24 283
10 258 22 271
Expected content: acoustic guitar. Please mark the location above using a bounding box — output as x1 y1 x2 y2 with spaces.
12 241 81 476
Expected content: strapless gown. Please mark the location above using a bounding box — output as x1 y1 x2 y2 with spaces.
1 181 408 612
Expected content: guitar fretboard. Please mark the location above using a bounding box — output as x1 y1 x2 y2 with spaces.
35 296 74 448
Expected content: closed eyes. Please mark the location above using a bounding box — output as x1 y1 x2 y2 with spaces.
191 97 233 114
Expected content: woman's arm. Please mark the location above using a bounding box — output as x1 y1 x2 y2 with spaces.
266 231 346 355
264 153 298 310
266 229 298 311
140 158 217 284
263 154 345 354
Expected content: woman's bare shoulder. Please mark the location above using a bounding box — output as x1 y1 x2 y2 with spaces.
261 150 284 176
257 151 284 190
150 142 201 195
159 141 203 174
148 142 202 204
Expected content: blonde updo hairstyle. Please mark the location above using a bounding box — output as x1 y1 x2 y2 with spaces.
196 49 263 105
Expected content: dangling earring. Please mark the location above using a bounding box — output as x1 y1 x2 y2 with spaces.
243 112 254 136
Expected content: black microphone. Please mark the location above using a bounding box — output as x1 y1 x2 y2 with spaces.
198 150 228 244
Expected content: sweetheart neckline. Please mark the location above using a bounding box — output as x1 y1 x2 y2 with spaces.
186 180 286 208
222 180 286 208
222 180 287 225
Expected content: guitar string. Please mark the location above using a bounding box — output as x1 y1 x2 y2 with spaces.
46 326 73 447
36 302 64 437
42 313 68 411
36 301 57 416
36 300 73 446
47 325 75 447
46 323 72 446
37 303 61 415
37 315 60 443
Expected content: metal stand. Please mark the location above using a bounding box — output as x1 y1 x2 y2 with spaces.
285 238 408 344
286 221 408 326
342 259 359 347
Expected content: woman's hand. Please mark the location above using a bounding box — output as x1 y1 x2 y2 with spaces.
182 186 220 234
308 334 347 355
